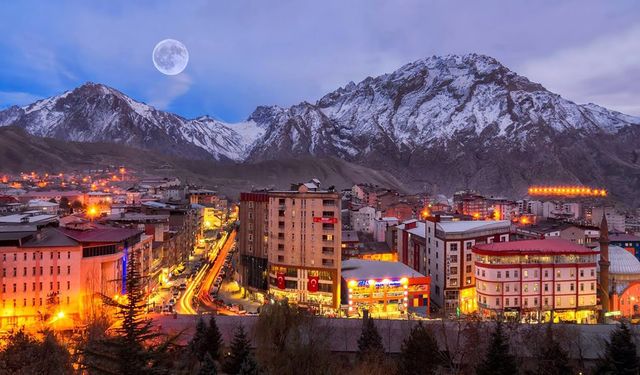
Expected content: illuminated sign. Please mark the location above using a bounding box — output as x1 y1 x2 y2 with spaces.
313 217 338 224
604 311 621 317
356 279 403 288
528 186 607 197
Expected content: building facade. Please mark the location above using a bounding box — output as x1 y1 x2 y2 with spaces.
267 183 341 309
425 218 511 315
238 192 269 293
473 239 598 323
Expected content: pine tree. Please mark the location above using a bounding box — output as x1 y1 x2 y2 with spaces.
596 321 639 375
475 321 517 375
81 245 165 374
397 322 442 375
0 329 73 374
206 315 223 361
536 324 572 375
198 353 218 375
223 324 254 375
190 317 209 361
357 316 385 363
238 354 259 375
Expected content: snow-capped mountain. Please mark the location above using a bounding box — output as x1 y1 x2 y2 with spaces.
1 54 639 203
247 54 639 162
0 83 264 161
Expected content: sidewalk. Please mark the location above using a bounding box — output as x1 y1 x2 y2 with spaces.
217 280 262 314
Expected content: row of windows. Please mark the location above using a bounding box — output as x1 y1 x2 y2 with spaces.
2 265 72 277
478 268 595 279
480 295 596 307
2 280 72 293
478 281 596 293
2 296 72 308
2 251 73 262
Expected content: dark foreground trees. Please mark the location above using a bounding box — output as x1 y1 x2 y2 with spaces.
79 247 176 374
222 324 256 375
357 316 385 362
475 321 517 375
596 321 639 375
397 322 442 375
0 329 73 375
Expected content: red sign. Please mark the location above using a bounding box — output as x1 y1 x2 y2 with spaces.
313 217 338 224
308 275 319 292
276 272 286 289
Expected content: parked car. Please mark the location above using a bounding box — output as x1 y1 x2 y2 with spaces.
178 283 187 291
168 298 176 306
162 305 172 314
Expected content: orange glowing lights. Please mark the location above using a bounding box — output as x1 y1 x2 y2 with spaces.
528 186 607 197
87 206 98 217
421 208 430 218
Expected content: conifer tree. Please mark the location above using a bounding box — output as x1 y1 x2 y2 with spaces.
238 354 259 375
397 322 442 375
475 321 517 375
357 316 385 363
81 245 166 374
536 324 572 375
190 317 209 361
596 321 639 375
198 353 218 375
223 324 254 375
206 315 223 361
0 329 73 374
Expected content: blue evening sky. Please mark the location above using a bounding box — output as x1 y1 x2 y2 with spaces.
0 1 639 121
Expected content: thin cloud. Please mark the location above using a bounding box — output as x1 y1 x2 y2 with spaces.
520 24 640 115
147 73 193 110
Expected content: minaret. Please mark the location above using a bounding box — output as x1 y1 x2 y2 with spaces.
598 214 610 323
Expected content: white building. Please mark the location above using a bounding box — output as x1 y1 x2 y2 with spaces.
373 217 399 242
473 239 598 323
350 206 378 234
26 200 59 215
592 207 625 233
424 218 511 315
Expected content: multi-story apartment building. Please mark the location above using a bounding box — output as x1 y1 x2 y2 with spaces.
267 182 341 309
0 224 146 330
350 206 377 233
238 192 269 293
473 239 598 323
425 217 511 315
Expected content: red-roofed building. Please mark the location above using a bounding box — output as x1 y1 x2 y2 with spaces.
473 239 598 323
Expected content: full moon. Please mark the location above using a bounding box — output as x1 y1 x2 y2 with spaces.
152 39 189 75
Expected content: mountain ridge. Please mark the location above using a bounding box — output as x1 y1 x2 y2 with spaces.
1 53 640 205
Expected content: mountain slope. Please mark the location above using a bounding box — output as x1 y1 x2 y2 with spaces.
0 126 405 197
1 54 639 205
0 83 264 161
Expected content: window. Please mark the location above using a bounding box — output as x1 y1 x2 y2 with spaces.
556 284 561 292
544 283 549 292
544 297 549 306
450 255 458 262
482 270 485 277
544 270 549 278
450 267 458 274
514 297 518 305
580 269 584 277
466 254 472 262
505 284 510 292
556 270 561 278
524 298 528 307
556 297 561 306
32 267 35 276
450 243 458 251
533 283 538 292
50 266 53 275
12 284 16 293
465 265 472 273
506 298 510 306
514 270 519 278
466 242 473 250
506 271 510 278
580 283 584 292
496 298 500 306
524 270 528 278
12 268 16 277
50 282 53 290
57 266 60 275
23 267 26 276
466 277 471 285
496 284 501 292
570 269 575 277
497 271 502 279
590 282 595 291
570 283 575 291
22 283 26 292
590 269 595 277
67 281 70 290
67 251 71 259
32 283 35 291
534 297 538 306
524 284 528 292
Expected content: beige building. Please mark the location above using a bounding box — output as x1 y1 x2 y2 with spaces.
267 181 341 309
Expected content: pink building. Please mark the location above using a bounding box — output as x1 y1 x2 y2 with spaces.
473 239 598 323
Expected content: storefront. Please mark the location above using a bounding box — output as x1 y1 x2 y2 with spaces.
341 259 430 318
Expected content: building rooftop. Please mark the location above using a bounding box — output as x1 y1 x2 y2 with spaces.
342 259 425 280
610 233 640 242
437 220 510 234
342 230 360 243
407 221 426 238
22 228 79 248
59 227 142 243
0 213 58 225
474 239 597 256
595 245 640 275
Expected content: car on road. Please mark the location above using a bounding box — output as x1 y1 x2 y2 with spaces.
162 305 172 314
172 289 180 298
168 298 176 306
178 283 187 291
